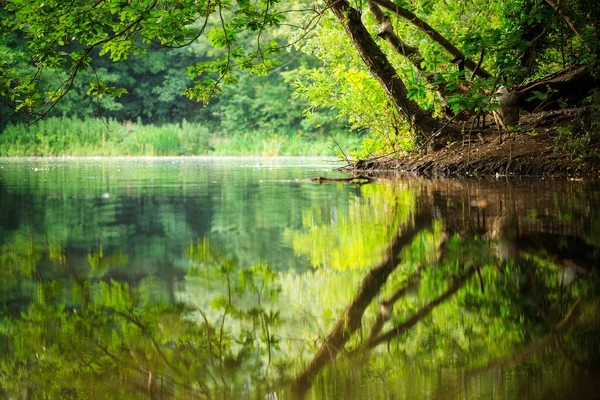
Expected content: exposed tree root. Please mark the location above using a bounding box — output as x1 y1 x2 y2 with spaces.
344 108 600 178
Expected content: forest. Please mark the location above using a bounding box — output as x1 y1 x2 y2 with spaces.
0 4 359 156
0 0 598 169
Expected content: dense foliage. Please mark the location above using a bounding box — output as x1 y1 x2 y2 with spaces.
1 0 599 157
0 12 355 155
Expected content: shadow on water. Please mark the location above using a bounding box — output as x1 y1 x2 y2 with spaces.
0 159 599 399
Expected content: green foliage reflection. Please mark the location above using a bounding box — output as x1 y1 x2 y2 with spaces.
0 167 599 399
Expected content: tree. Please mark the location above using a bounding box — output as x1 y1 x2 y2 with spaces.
1 0 599 150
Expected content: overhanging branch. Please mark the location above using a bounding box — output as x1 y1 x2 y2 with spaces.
367 1 452 108
370 0 492 79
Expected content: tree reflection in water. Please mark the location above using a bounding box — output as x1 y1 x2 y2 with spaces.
0 178 598 399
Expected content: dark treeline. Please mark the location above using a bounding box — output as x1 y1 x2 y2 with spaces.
0 20 357 156
0 26 345 136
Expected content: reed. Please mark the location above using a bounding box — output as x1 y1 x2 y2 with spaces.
0 117 361 156
210 131 362 156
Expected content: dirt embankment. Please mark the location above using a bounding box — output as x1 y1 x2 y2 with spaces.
347 110 600 178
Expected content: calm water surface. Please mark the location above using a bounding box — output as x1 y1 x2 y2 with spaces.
0 157 598 399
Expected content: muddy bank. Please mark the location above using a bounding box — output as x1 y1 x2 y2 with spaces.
346 114 600 178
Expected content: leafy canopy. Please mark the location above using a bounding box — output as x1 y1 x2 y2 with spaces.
1 0 289 116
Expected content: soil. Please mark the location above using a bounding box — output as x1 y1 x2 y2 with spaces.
346 109 600 178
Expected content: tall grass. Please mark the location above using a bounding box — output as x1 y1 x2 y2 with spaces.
0 117 361 157
209 131 363 156
0 117 211 156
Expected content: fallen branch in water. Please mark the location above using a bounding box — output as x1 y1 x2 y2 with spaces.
311 175 375 184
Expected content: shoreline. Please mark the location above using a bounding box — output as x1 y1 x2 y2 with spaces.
346 128 600 179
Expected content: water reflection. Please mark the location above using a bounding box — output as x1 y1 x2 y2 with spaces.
0 159 599 399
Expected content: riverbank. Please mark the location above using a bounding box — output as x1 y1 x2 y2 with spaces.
346 111 600 178
0 117 362 157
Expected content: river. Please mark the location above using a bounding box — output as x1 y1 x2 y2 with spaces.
0 157 598 399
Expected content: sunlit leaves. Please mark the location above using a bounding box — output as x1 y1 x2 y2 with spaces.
290 14 416 156
208 26 237 48
445 77 500 115
86 81 128 100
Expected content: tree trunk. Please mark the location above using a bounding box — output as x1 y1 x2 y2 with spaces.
324 0 449 142
367 1 452 110
514 65 599 112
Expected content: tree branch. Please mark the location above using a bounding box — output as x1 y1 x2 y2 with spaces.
544 0 591 51
367 1 452 109
324 0 448 140
370 0 492 79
